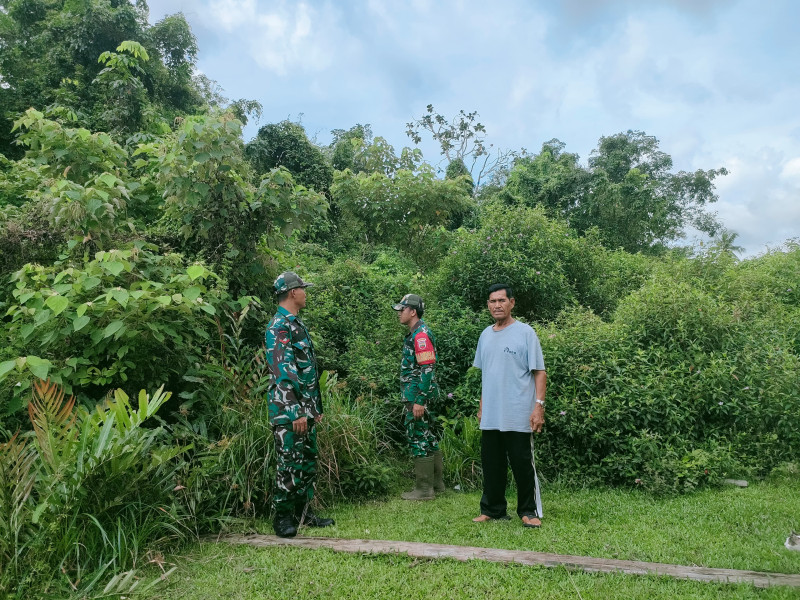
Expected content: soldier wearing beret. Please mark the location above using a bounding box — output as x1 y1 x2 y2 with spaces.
393 293 445 500
265 271 335 537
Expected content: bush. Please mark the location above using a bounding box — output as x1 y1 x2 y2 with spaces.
302 249 421 400
534 272 800 493
0 243 228 421
430 205 578 322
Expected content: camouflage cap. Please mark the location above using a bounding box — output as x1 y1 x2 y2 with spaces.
392 293 424 311
273 271 314 295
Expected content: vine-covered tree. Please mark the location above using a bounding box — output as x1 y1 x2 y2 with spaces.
504 132 727 254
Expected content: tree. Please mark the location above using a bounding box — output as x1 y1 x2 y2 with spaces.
503 139 589 218
711 229 744 258
578 130 727 253
405 104 513 189
503 131 727 254
92 41 151 135
330 123 372 171
245 120 333 195
331 164 473 250
153 113 327 296
0 1 208 154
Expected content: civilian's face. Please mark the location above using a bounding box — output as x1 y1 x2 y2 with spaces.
487 290 514 322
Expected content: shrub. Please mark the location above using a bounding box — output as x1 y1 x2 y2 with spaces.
614 276 738 353
302 249 421 400
430 204 578 321
1 243 227 420
534 276 800 492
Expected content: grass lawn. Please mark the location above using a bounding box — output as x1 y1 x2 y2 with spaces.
139 478 800 599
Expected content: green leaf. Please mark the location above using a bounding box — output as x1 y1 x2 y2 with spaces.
104 262 124 277
200 303 216 315
0 360 16 380
97 172 118 187
45 294 69 316
111 288 129 307
73 315 91 331
183 286 202 302
83 276 102 290
186 265 205 281
156 295 171 306
25 355 52 380
77 303 89 316
34 309 52 326
103 320 124 338
32 501 49 524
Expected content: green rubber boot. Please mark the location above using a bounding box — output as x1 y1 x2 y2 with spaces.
432 450 445 493
401 455 435 501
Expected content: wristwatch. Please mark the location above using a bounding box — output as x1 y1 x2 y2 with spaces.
535 398 545 407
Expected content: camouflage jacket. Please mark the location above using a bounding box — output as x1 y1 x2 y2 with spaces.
400 320 440 406
265 306 323 426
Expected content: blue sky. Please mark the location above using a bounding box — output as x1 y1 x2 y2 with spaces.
146 0 800 256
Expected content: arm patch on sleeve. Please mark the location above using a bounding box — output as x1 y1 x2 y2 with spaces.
414 332 436 365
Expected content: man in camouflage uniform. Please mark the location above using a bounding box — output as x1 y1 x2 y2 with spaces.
393 293 445 500
265 271 335 537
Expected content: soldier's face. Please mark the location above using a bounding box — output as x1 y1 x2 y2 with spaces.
292 287 307 309
398 306 415 325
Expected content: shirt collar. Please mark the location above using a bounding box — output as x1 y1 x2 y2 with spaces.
277 305 297 321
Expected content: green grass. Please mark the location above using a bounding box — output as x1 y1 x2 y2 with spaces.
137 478 800 599
144 545 800 600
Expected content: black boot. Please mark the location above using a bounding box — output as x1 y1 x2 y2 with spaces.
273 513 298 538
296 506 335 528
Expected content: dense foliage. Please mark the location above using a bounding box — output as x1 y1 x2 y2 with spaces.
0 2 797 597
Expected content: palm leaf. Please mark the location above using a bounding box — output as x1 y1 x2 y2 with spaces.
27 379 78 470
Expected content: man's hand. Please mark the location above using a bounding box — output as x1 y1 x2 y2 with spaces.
293 416 309 435
314 414 324 424
477 407 482 421
530 404 545 433
413 403 425 420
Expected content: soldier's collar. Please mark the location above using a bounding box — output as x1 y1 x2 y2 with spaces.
277 305 297 321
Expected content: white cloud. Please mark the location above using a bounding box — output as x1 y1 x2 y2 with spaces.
781 157 800 181
207 0 256 31
199 1 340 76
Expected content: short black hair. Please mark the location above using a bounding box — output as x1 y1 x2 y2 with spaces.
488 283 513 299
414 306 424 318
276 290 290 303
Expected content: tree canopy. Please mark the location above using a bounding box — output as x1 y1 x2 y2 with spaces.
503 131 728 254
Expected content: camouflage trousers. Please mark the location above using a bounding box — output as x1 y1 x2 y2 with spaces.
272 424 317 515
403 403 441 458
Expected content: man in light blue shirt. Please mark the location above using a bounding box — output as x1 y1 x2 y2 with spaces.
472 283 547 528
